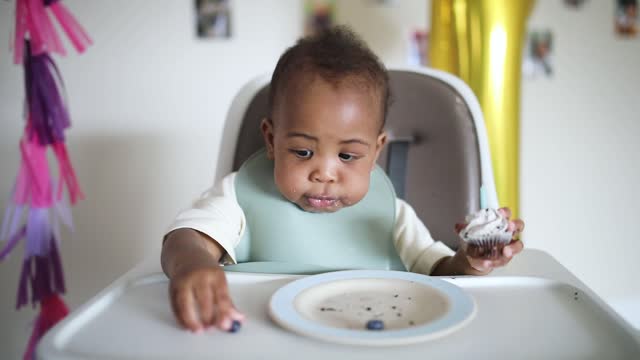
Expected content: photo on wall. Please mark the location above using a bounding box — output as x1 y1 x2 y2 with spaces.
615 0 638 37
195 0 232 38
407 29 429 67
564 0 588 9
304 0 336 37
522 30 553 79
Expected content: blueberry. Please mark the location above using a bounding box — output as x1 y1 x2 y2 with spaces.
366 319 384 331
228 320 242 333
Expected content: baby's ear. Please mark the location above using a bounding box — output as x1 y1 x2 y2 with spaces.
373 132 388 166
260 118 275 159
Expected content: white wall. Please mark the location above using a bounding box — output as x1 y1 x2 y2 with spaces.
0 0 638 358
520 0 640 324
336 0 429 66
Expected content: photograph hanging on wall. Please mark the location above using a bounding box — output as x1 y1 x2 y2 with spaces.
407 29 429 67
196 0 232 38
615 0 638 37
564 0 588 9
304 0 336 37
522 30 553 79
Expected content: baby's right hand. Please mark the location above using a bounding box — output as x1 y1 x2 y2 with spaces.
169 263 245 332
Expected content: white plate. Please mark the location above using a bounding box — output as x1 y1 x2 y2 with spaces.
269 270 476 346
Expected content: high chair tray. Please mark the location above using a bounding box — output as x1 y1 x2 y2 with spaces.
37 251 640 359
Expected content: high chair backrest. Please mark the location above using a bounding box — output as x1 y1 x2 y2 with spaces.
216 67 498 249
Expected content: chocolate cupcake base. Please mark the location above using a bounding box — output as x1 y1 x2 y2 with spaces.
465 242 507 260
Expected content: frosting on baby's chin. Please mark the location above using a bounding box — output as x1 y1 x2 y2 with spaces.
459 208 510 241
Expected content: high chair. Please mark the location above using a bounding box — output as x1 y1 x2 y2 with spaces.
216 67 499 252
37 70 640 360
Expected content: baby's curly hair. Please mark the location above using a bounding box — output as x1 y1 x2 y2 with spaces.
268 26 391 129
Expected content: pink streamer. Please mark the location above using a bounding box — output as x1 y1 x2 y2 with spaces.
52 142 84 205
28 0 66 56
13 0 92 64
6 2 88 357
13 0 27 64
19 137 53 208
23 294 69 360
23 0 47 57
13 166 27 205
49 2 93 53
3 140 77 252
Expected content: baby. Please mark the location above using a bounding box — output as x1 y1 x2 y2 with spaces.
161 26 524 333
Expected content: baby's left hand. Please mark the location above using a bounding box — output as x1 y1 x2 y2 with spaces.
454 207 525 274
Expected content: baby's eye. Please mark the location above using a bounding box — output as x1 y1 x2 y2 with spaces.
338 153 357 161
292 149 313 159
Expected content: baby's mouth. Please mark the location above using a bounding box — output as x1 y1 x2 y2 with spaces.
305 195 339 209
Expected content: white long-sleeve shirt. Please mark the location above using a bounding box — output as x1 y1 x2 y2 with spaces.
167 173 455 275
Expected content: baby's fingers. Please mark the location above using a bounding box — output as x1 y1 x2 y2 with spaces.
194 285 216 328
213 279 245 332
503 239 524 258
468 255 512 271
507 219 525 235
466 256 493 273
498 207 512 219
171 287 202 332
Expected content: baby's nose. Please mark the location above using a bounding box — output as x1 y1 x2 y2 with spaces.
312 173 335 183
310 162 337 183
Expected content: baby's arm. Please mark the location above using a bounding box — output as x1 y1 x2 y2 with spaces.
162 228 245 332
161 173 245 332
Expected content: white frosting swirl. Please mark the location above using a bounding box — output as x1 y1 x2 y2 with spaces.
459 208 512 243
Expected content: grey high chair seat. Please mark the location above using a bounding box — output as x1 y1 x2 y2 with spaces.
216 67 498 256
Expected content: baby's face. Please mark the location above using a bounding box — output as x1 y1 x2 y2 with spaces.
262 76 386 213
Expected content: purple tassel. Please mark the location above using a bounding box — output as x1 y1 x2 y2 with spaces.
26 208 51 257
51 193 74 248
1 184 17 241
49 237 66 294
16 235 66 310
17 258 30 309
24 40 70 145
1 203 25 244
33 256 53 305
0 226 27 260
53 189 74 230
1 183 27 243
52 199 73 243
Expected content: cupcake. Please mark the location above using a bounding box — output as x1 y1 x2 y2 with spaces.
458 208 513 259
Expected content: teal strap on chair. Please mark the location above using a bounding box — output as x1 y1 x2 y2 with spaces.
234 149 406 271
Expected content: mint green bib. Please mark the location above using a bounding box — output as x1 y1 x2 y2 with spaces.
234 149 405 271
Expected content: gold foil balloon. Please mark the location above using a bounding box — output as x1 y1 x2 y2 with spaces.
429 0 535 218
429 0 458 74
